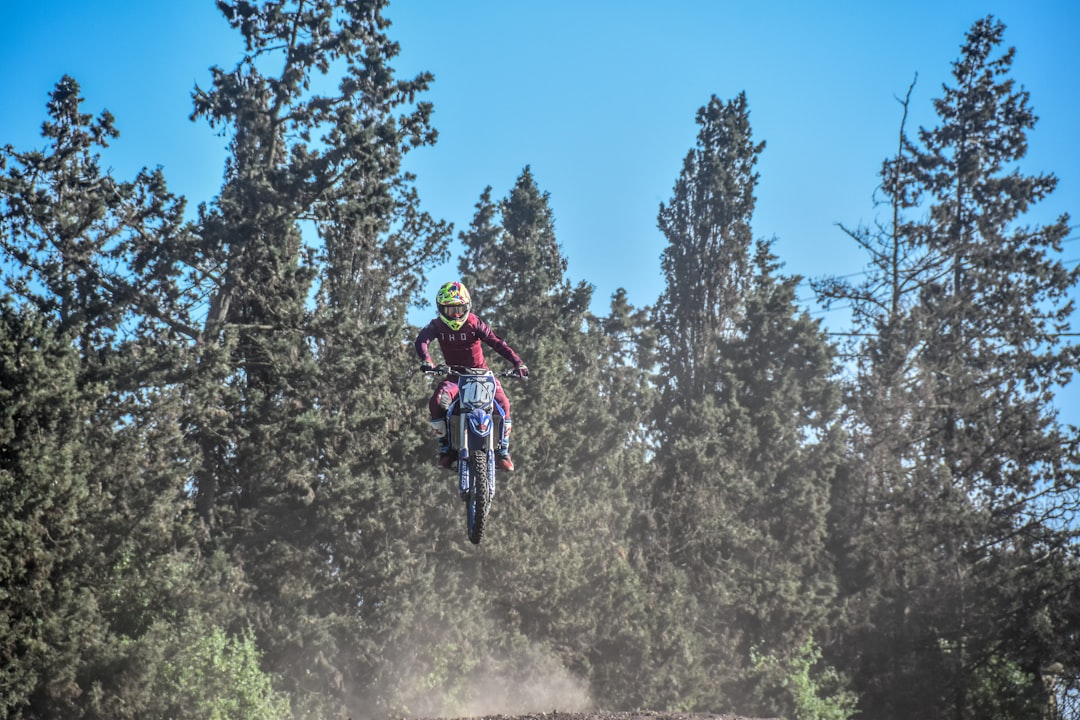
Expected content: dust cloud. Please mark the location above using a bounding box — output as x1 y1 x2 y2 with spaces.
384 643 593 718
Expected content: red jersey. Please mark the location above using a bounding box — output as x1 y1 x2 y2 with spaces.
415 313 523 370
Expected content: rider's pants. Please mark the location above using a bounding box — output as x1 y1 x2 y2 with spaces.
429 378 511 421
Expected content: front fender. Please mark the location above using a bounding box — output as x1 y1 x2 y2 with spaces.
467 408 494 438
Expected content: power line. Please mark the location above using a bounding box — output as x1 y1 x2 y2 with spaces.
797 251 1080 306
794 230 1080 292
825 334 1080 341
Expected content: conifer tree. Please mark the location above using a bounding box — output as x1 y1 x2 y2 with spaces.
451 168 659 708
650 94 842 715
817 17 1080 720
0 301 102 718
457 168 596 473
181 1 450 714
0 77 242 719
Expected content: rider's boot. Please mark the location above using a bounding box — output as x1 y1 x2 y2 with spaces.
496 418 515 472
437 438 454 469
430 418 454 470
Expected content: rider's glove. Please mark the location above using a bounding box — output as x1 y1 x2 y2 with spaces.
420 361 436 373
515 364 530 378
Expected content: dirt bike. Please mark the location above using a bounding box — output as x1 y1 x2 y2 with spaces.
422 364 525 545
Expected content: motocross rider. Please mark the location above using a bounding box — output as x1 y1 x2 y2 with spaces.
415 281 529 471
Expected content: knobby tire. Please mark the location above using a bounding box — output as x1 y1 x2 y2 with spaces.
467 446 491 545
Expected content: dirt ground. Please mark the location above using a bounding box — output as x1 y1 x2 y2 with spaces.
432 713 779 720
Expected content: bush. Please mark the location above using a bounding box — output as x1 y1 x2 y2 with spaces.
754 638 859 720
145 618 291 720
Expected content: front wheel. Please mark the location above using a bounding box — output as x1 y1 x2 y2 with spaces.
465 446 493 545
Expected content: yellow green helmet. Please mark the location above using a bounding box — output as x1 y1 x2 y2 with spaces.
436 281 472 330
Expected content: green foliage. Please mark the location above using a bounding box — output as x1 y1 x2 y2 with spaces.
649 92 842 712
142 618 291 720
1 5 1076 720
753 638 859 720
817 15 1079 720
656 92 764 399
961 648 1045 720
176 1 452 715
453 167 662 711
0 78 211 719
0 301 92 718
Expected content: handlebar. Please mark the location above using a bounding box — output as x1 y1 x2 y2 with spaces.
420 364 528 379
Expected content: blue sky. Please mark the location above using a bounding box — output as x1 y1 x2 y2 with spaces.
3 1 1079 420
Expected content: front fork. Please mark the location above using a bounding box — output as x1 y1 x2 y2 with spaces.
458 409 498 500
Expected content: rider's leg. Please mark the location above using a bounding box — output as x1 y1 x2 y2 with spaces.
494 384 514 471
431 380 458 416
429 416 450 451
430 382 459 468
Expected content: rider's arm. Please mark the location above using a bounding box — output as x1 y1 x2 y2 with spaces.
414 321 438 365
474 317 523 367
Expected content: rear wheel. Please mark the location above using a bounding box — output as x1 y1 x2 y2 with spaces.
466 445 492 545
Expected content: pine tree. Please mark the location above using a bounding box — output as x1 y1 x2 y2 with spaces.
656 94 760 400
458 167 595 472
817 17 1080 720
449 168 661 709
0 301 99 717
0 77 235 719
650 94 842 715
182 1 451 715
